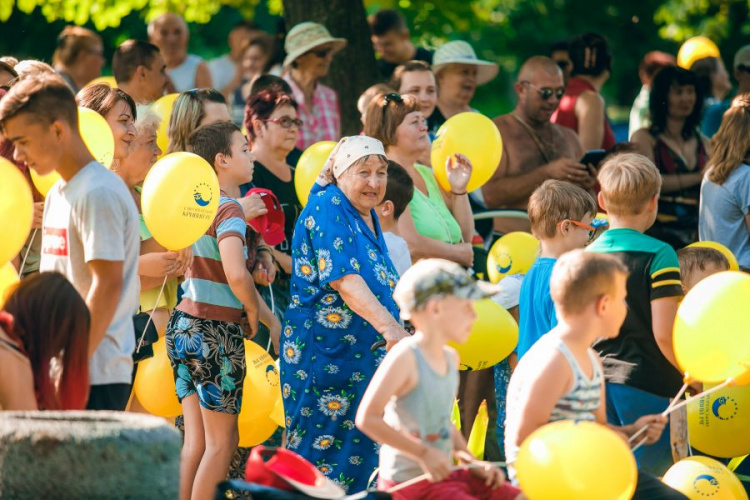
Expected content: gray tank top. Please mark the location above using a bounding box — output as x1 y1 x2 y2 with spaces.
378 337 459 483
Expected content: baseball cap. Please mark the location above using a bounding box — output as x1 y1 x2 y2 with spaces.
245 188 286 246
394 258 500 320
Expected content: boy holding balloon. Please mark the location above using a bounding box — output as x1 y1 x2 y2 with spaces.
505 250 687 499
167 121 281 500
356 259 523 499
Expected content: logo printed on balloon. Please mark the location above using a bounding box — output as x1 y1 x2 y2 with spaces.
692 474 720 496
711 396 738 421
495 254 513 274
193 182 213 207
265 364 280 388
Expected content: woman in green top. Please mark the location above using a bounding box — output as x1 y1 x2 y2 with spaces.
364 93 475 267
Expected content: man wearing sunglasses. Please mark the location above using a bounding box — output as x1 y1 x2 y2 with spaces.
482 56 594 235
702 45 750 138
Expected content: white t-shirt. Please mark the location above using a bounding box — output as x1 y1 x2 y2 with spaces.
40 162 140 385
384 231 411 276
208 54 235 93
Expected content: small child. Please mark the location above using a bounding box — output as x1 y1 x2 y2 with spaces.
677 246 729 293
167 121 280 500
505 250 687 499
517 179 597 359
356 259 523 500
586 153 685 476
377 160 414 276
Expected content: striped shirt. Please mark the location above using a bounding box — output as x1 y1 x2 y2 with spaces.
284 75 340 151
549 338 602 422
177 196 259 324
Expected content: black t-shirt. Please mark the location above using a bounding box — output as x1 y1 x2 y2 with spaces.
378 46 434 81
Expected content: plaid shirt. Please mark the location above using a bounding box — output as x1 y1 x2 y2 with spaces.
284 75 341 150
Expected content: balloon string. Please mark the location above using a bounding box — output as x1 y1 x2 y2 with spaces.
136 275 168 354
266 282 275 353
628 382 689 444
18 228 38 277
630 379 733 452
386 461 507 493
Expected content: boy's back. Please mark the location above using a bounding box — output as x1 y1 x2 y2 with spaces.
517 257 557 359
586 227 683 398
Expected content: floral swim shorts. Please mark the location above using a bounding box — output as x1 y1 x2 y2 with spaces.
165 309 246 414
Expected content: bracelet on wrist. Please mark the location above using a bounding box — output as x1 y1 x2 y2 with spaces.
451 190 467 196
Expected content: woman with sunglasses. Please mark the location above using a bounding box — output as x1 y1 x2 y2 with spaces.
365 93 475 268
243 88 303 325
282 22 346 151
552 33 616 151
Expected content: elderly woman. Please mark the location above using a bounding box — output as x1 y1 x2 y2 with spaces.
282 22 346 150
364 93 475 267
428 40 498 135
280 136 408 492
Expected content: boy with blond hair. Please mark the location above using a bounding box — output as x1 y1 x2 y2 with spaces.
676 246 729 293
516 180 597 359
505 250 687 499
586 153 684 476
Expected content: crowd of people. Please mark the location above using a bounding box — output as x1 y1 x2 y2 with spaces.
0 7 749 499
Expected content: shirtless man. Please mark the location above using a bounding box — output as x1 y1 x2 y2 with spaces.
483 56 593 234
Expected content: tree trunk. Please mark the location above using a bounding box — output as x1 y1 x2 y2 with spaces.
282 0 380 137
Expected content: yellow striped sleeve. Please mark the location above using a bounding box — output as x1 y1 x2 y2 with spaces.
651 267 680 279
652 280 682 288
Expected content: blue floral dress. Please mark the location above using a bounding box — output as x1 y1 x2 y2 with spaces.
280 184 400 493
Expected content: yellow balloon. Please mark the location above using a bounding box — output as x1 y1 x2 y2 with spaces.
0 262 20 308
0 158 33 266
674 271 750 383
448 299 518 371
29 169 62 198
431 112 502 193
141 152 220 251
516 420 637 500
677 36 721 70
238 340 282 447
663 456 748 500
687 241 740 271
78 107 115 168
86 76 117 88
269 394 285 427
688 382 750 458
152 93 179 157
134 338 182 418
294 141 337 207
486 232 540 284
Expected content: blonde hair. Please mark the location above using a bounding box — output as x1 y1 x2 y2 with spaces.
550 249 628 315
14 60 55 80
53 26 101 68
166 89 226 153
362 93 420 148
528 180 597 239
597 153 661 216
706 95 750 185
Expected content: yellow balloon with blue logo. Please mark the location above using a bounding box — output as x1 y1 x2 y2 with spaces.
687 241 740 271
78 106 115 168
487 232 540 284
663 456 748 500
673 271 750 383
294 141 337 207
687 382 750 458
141 152 219 251
431 112 503 193
0 158 33 267
448 299 518 371
238 340 282 447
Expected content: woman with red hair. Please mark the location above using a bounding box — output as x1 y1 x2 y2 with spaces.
0 272 90 410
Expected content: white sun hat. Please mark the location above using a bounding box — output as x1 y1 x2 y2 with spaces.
283 22 347 68
432 40 499 86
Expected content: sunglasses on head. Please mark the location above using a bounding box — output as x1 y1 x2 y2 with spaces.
520 81 566 100
264 116 303 129
383 92 403 105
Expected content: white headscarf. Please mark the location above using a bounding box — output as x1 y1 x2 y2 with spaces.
315 135 386 187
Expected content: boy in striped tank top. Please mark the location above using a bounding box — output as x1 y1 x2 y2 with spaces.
505 250 686 499
166 121 281 500
357 259 523 499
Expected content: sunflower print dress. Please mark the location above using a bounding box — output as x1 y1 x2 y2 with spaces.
280 184 400 493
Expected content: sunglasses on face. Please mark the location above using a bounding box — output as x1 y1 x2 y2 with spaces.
265 116 303 129
308 48 333 59
556 60 571 71
557 219 596 241
737 64 750 74
520 81 566 100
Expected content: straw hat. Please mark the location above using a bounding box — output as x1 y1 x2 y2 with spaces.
432 40 499 85
283 22 347 68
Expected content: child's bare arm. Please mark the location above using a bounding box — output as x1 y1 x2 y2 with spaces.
651 296 680 369
219 235 260 337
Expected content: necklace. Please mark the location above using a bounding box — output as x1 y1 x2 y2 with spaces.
511 113 556 163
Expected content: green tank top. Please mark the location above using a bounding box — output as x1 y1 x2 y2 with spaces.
408 164 462 244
